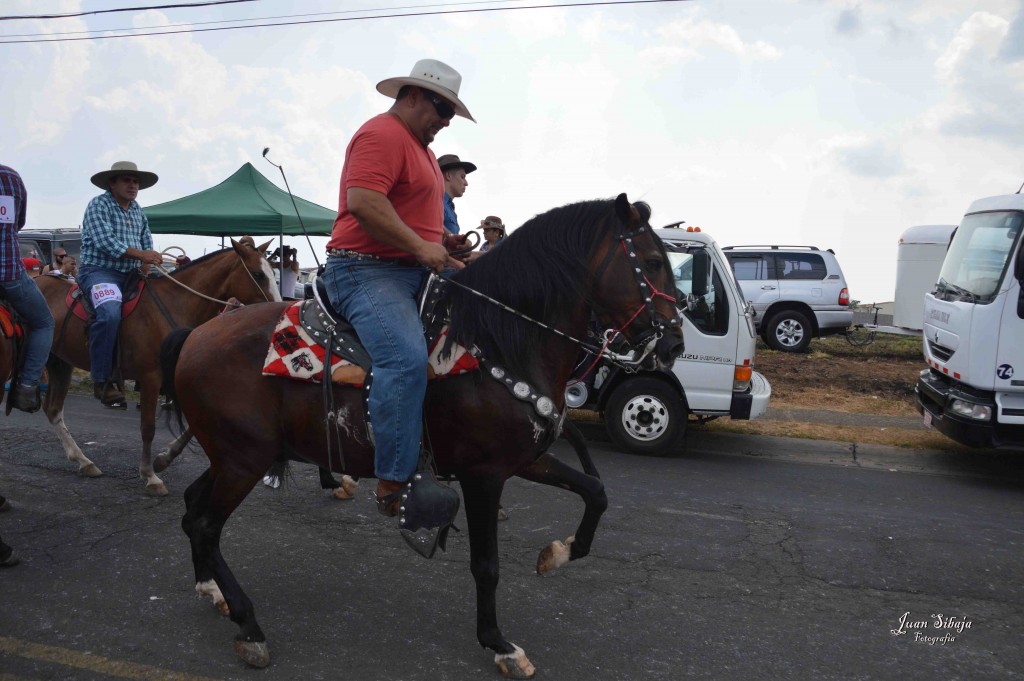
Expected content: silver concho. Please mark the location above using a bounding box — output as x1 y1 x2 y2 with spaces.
535 397 554 416
490 366 506 380
513 381 531 398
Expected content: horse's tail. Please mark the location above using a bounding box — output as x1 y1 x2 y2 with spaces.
160 327 193 430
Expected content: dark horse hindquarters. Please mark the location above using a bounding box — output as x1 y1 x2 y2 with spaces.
161 195 683 677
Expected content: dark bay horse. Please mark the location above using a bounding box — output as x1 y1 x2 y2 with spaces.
34 240 281 495
162 194 683 677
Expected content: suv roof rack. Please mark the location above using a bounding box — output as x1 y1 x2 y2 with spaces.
722 245 821 251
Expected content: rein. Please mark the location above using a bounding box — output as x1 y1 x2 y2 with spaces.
152 250 271 308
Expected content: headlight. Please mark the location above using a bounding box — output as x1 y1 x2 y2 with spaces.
949 398 992 421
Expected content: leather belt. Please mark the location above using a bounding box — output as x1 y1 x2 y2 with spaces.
327 248 417 267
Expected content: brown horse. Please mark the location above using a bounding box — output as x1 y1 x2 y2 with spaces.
161 194 683 677
34 240 281 495
1 298 22 564
0 302 14 402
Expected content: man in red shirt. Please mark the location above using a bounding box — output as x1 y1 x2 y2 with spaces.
321 59 472 524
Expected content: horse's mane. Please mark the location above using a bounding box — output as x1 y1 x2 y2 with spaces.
169 247 229 274
445 197 647 380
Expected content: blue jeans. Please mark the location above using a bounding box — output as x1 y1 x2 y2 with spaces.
77 264 130 382
321 255 429 482
0 270 54 386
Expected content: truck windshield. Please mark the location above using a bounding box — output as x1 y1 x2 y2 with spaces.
668 249 730 335
937 210 1022 303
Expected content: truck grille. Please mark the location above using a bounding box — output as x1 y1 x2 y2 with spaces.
927 339 954 362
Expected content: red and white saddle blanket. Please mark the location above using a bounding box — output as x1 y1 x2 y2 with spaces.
262 301 479 387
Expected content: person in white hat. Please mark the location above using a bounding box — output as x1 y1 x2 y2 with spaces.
321 59 473 524
79 161 164 407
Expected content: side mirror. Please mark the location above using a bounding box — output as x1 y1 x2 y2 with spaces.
1015 241 1024 283
691 250 710 297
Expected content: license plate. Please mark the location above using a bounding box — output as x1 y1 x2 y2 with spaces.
923 411 933 428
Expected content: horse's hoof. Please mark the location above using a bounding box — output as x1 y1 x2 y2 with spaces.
332 487 354 501
215 599 231 617
536 536 573 576
497 507 509 522
341 475 359 496
78 463 103 478
152 453 171 473
495 645 535 679
234 639 270 668
146 482 169 497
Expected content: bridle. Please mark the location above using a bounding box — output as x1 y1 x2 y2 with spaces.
588 213 681 368
438 205 680 371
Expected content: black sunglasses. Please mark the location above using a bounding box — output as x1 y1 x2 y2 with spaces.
426 92 456 120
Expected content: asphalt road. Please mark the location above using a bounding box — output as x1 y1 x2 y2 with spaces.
1 395 1023 680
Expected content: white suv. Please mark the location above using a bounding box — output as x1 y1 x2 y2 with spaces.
723 245 853 353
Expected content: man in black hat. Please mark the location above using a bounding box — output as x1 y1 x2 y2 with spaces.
437 153 476 237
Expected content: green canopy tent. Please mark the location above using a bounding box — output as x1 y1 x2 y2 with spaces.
144 162 336 252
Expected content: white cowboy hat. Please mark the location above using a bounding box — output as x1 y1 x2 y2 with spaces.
90 161 159 190
376 59 475 122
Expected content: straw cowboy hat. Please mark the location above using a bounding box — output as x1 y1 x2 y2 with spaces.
437 154 477 174
90 161 159 190
377 59 475 122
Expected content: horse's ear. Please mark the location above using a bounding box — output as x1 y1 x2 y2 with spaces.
256 240 273 254
614 193 633 223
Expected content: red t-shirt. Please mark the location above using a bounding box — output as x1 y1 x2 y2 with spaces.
328 113 444 259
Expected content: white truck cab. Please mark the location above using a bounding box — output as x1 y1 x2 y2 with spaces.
568 224 772 455
916 193 1024 450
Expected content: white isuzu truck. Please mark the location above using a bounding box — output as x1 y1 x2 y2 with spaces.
916 193 1024 450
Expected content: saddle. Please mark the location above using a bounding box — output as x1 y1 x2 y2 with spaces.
262 276 479 387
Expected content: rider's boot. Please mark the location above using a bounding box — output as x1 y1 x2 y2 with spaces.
375 479 404 517
94 380 126 407
0 538 19 567
10 383 41 413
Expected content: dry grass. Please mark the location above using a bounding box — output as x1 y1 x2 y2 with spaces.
697 418 965 451
708 335 988 452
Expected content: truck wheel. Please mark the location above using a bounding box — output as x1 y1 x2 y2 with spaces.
765 310 812 352
604 377 687 456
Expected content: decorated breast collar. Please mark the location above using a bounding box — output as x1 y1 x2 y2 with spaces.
476 356 565 434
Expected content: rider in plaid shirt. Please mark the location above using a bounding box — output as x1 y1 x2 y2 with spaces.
0 163 54 414
78 162 163 406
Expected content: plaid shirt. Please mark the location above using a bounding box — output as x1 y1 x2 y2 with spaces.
0 164 27 282
81 191 153 273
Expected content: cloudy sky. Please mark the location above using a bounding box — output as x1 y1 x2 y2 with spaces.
3 0 1023 304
